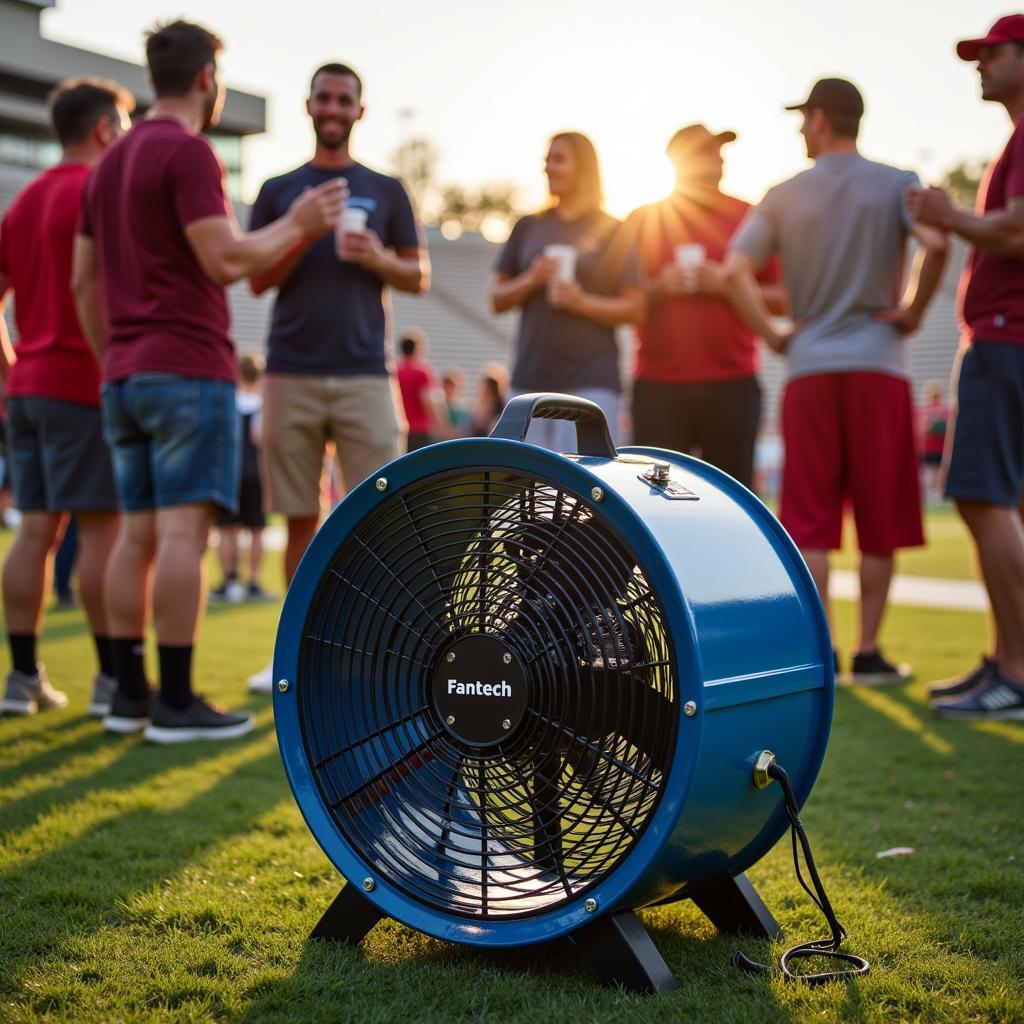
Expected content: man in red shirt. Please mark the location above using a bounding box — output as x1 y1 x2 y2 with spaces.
73 20 344 742
908 14 1024 720
624 125 783 489
396 329 446 451
0 78 133 718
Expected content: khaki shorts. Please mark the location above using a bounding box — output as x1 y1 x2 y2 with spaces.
262 373 404 517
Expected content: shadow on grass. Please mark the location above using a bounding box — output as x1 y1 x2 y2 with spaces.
234 894 797 1024
0 726 283 998
0 717 277 838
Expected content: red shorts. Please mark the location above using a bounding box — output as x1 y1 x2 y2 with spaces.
780 372 924 555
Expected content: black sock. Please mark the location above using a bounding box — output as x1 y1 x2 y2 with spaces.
8 633 37 676
158 644 193 710
93 634 115 678
111 637 149 700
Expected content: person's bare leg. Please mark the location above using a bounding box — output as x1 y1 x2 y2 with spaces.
800 547 832 639
75 511 119 638
956 499 1024 682
153 504 216 644
105 512 156 637
2 511 65 634
285 515 318 587
249 528 264 585
218 526 238 582
857 552 894 654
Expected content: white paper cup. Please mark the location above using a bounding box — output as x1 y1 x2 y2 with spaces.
675 243 706 269
335 206 369 259
341 207 368 233
544 243 577 282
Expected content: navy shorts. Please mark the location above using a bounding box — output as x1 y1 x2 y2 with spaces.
945 341 1024 507
102 374 240 513
6 396 118 512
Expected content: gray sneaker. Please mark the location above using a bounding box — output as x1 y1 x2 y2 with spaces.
88 672 118 717
143 695 256 744
1 666 69 715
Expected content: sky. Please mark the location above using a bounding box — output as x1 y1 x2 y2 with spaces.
41 0 1011 219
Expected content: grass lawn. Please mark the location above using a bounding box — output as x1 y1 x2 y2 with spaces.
1 521 1022 1023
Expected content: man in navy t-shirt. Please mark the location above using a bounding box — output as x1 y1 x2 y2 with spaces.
246 62 429 693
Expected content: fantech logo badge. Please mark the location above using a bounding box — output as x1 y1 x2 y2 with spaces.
432 636 528 747
447 679 513 698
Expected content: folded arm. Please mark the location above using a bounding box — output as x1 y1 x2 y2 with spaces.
907 186 1024 259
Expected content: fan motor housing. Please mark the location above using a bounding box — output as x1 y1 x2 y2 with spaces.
274 434 833 949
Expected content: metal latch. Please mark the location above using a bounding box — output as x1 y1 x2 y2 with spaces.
638 461 699 500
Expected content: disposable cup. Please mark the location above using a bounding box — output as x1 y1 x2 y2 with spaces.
544 243 577 282
675 243 706 269
335 206 369 259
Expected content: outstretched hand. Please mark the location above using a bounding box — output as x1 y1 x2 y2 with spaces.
904 185 955 230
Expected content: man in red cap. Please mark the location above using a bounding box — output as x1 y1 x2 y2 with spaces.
907 15 1024 720
624 126 783 490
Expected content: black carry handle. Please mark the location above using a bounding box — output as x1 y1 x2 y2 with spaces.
489 393 617 458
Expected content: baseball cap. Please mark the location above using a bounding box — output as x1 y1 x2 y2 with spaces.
956 14 1024 61
666 124 737 156
784 78 864 118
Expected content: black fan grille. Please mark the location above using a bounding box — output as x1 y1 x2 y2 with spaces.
298 469 678 918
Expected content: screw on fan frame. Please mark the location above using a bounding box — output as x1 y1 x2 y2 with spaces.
490 393 617 457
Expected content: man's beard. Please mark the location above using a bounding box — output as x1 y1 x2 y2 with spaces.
201 90 218 132
315 121 351 150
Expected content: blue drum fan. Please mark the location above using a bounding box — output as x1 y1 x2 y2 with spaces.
273 395 867 992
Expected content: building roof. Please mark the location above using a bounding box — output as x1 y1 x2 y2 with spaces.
0 0 265 138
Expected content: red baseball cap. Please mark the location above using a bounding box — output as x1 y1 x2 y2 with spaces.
957 14 1024 61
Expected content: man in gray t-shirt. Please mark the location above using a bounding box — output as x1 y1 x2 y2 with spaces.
726 78 948 685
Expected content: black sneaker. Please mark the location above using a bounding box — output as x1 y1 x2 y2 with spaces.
103 688 154 734
932 670 1024 720
927 656 996 701
846 649 912 686
143 695 256 744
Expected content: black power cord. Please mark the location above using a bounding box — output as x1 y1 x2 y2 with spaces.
733 761 870 985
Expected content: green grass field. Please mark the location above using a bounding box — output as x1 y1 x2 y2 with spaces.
0 518 1022 1023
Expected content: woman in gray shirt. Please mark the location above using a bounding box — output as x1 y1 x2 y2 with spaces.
491 132 643 451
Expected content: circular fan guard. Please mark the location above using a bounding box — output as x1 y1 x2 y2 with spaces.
298 468 678 918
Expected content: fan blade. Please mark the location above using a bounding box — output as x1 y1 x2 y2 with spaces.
530 758 565 875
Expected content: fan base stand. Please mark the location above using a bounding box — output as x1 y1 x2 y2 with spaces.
308 871 780 995
310 883 384 944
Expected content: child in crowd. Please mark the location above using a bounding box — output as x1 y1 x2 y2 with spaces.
211 353 271 602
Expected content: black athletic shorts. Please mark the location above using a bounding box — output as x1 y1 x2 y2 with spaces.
217 475 266 530
945 341 1024 507
6 395 118 512
631 375 761 490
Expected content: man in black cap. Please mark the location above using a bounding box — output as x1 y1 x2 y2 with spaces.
724 77 949 685
907 15 1024 720
624 125 783 490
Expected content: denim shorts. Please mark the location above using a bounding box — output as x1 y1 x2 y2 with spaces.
945 341 1024 507
102 374 240 512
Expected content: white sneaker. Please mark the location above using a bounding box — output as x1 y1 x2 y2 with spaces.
1 665 68 715
226 579 247 603
247 661 274 694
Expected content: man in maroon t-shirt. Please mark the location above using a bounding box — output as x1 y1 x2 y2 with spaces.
624 125 784 489
0 78 132 719
72 20 345 742
908 14 1024 720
